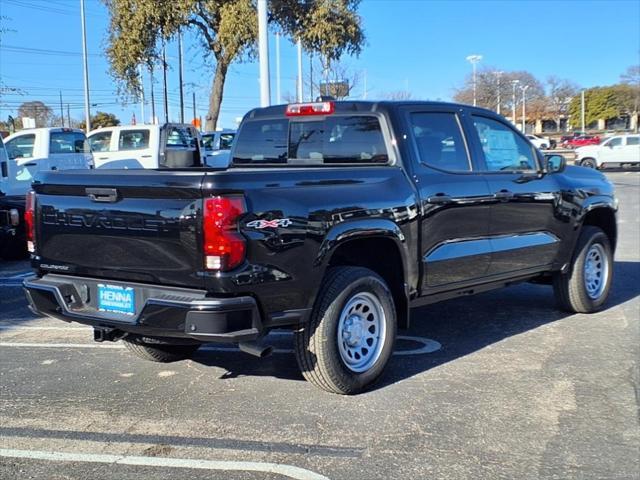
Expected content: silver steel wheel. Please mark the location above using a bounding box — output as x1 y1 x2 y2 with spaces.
584 243 609 299
337 292 387 373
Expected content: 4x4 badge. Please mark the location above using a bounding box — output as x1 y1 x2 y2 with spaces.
246 218 292 229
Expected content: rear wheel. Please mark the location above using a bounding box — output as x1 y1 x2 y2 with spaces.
580 158 597 169
123 336 201 363
294 267 396 395
553 226 613 313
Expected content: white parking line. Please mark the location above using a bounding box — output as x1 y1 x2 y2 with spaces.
0 448 330 480
0 335 442 356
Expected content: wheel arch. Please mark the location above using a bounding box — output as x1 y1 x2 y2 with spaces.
581 205 617 252
315 219 411 330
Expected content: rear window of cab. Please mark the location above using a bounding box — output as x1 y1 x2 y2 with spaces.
232 115 389 165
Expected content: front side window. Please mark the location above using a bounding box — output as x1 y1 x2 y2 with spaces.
119 130 150 150
472 116 536 172
605 137 623 147
88 131 112 152
6 134 35 159
626 136 639 146
201 134 215 150
50 131 90 154
409 112 470 172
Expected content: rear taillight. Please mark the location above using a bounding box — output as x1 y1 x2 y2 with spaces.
203 196 246 271
25 190 35 253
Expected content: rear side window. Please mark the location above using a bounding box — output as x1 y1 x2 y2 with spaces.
627 136 639 146
233 119 288 164
6 134 35 159
471 116 536 172
409 112 470 172
88 131 112 152
219 133 235 150
50 131 90 154
119 130 150 150
166 126 198 149
232 116 387 165
606 137 623 147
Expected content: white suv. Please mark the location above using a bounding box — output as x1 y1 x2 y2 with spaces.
576 134 640 169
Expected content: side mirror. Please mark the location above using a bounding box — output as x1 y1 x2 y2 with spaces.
545 154 566 173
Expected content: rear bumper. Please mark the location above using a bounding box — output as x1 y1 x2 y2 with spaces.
24 274 264 343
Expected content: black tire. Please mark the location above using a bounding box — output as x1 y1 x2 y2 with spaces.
294 267 397 395
123 336 201 363
580 158 598 169
553 226 613 313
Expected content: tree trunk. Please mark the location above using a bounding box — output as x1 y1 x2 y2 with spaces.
205 61 228 131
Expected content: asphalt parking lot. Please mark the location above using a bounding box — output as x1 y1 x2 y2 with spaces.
0 171 638 480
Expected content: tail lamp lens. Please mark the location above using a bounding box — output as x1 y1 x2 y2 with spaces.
203 196 246 271
25 190 35 253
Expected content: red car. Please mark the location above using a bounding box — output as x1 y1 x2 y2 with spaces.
563 135 601 149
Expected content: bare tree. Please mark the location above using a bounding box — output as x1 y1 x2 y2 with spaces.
306 59 359 100
453 67 545 116
546 76 580 132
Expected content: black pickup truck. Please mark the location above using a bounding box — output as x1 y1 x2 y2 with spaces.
23 101 617 394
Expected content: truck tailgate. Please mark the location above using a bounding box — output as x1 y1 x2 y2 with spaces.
33 170 206 288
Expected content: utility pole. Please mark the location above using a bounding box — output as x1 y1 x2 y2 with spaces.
149 65 156 125
494 71 503 115
296 38 303 102
275 33 281 104
59 91 64 127
162 44 169 123
139 65 145 124
521 84 530 133
67 104 71 127
581 89 586 133
511 79 520 125
466 54 482 107
257 0 270 107
178 31 185 123
192 92 196 128
80 0 91 132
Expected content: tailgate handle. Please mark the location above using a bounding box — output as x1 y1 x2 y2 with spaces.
86 187 119 203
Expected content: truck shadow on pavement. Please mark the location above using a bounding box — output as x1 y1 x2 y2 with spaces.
190 261 640 390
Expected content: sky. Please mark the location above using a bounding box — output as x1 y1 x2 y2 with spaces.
1 0 638 130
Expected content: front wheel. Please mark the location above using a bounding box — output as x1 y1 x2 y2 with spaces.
553 226 613 313
580 158 598 169
294 267 397 395
123 336 201 363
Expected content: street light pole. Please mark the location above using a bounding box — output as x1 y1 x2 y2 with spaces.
466 54 482 106
521 84 530 133
275 32 281 104
257 0 270 107
494 71 503 115
581 89 586 133
511 79 520 125
178 31 185 123
296 39 303 102
80 0 91 132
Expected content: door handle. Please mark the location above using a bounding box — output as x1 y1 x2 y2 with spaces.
98 156 109 160
494 189 514 201
141 154 152 158
426 193 453 205
86 187 119 203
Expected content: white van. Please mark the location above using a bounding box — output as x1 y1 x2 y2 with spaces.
3 128 93 196
88 124 203 169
